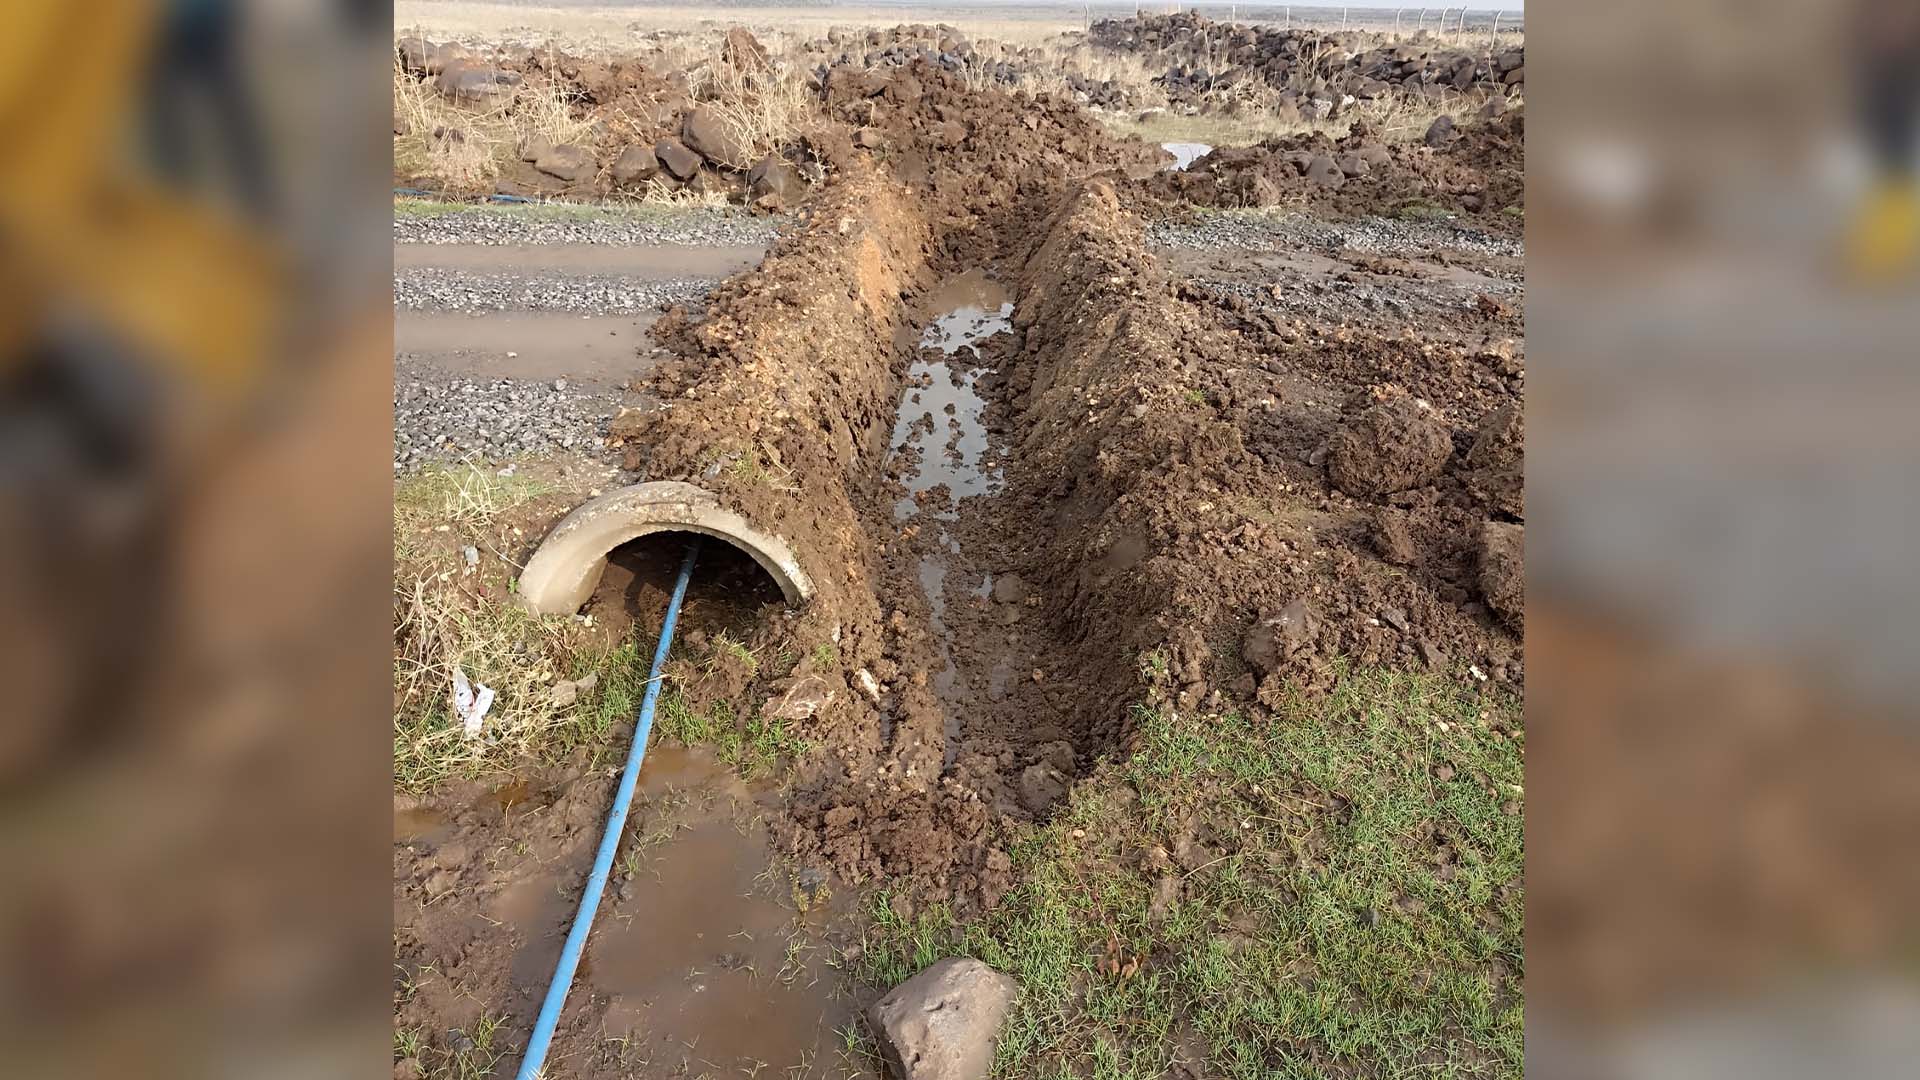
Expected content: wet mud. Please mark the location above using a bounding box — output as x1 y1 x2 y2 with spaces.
394 745 862 1079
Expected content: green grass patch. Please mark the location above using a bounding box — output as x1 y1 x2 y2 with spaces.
652 682 810 779
1100 109 1309 149
393 460 554 537
394 1013 504 1080
1394 199 1459 223
859 667 1523 1079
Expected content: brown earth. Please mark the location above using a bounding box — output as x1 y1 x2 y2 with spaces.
1142 111 1525 228
395 56 1523 1076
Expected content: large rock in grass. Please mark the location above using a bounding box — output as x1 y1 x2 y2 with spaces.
1478 522 1524 633
534 143 595 183
654 136 702 181
869 958 1018 1080
747 155 806 205
437 60 520 103
1326 397 1454 497
722 27 771 72
682 105 752 169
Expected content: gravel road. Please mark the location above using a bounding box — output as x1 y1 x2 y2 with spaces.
394 363 631 472
394 203 763 473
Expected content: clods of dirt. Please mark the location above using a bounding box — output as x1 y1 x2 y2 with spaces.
1464 401 1525 519
1478 521 1524 633
1141 113 1525 229
1325 394 1456 497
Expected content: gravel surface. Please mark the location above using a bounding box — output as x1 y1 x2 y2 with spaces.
1149 211 1524 261
1195 273 1515 326
394 363 626 472
395 268 717 314
394 205 785 247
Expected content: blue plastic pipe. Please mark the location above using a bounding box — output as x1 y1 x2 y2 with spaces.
515 540 700 1080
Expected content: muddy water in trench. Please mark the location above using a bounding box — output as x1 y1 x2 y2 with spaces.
888 270 1013 765
885 272 1076 790
587 745 850 1072
530 745 852 1074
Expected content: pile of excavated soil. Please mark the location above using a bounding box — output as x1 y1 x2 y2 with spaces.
1143 111 1524 227
605 135 1520 918
1090 13 1524 109
815 59 1164 247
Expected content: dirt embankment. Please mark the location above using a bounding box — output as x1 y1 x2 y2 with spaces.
603 156 1521 921
1144 110 1525 226
1090 13 1524 109
1001 179 1522 714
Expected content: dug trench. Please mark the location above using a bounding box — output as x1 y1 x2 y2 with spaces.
395 82 1522 1077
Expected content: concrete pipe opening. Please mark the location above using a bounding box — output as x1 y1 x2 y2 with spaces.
518 481 812 617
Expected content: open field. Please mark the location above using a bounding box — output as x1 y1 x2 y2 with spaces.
393 8 1522 1078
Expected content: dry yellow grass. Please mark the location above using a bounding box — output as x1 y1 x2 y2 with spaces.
393 40 820 196
393 62 601 192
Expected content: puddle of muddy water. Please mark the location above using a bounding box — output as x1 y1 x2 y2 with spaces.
394 311 659 385
582 744 852 1073
1162 141 1213 171
888 270 1017 766
889 268 1012 522
394 806 450 844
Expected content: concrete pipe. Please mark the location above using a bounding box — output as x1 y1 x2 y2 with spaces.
517 481 811 615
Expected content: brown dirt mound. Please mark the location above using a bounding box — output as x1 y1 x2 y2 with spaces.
995 180 1521 714
1326 394 1456 497
818 58 1163 232
1143 112 1524 227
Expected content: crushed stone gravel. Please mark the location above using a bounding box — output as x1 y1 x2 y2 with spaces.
393 363 630 473
393 205 785 247
394 268 717 314
1148 212 1524 261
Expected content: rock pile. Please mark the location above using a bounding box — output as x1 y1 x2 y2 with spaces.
394 31 818 211
1091 13 1523 113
